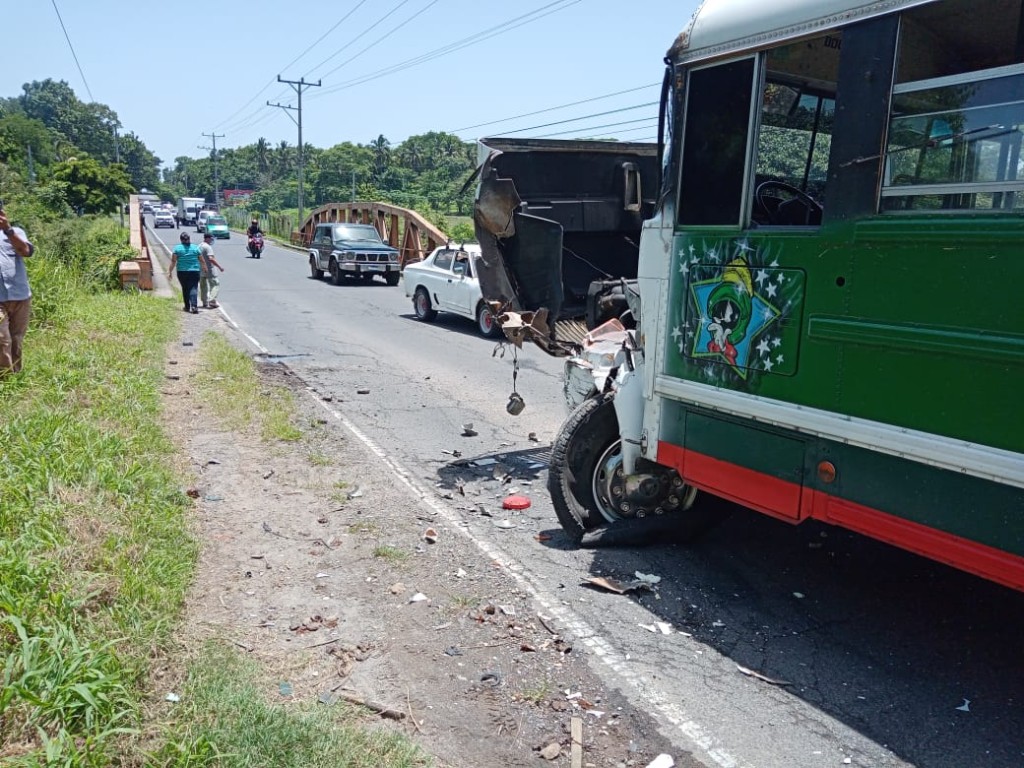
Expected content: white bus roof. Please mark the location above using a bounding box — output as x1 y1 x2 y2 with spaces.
670 0 936 63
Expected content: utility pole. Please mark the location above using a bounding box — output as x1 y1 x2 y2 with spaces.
269 75 320 236
351 170 356 202
113 127 123 227
200 132 225 207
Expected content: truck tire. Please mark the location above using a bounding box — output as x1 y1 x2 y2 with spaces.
310 256 323 280
385 272 400 287
330 259 343 286
413 287 437 321
548 393 707 542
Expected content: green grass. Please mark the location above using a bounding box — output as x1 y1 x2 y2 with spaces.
151 642 429 768
191 334 302 442
519 679 554 705
372 545 409 564
0 289 196 766
307 452 331 467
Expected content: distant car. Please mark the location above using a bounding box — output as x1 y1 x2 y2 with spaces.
142 202 154 214
203 215 230 239
400 243 501 338
153 210 176 228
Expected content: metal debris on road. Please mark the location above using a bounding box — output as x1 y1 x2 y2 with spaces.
409 592 429 603
357 388 370 394
480 670 502 686
494 519 516 529
736 664 792 686
423 527 438 543
528 431 539 442
262 469 275 479
956 698 971 712
462 423 478 437
165 692 180 703
347 485 364 499
455 568 467 578
444 646 463 656
502 495 531 510
793 591 806 599
584 576 655 595
279 682 293 697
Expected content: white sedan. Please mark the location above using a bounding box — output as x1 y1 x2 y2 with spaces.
401 244 502 338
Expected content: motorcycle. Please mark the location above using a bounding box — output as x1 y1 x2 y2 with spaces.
247 233 264 259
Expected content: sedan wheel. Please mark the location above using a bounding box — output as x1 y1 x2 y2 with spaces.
414 287 437 321
476 303 501 338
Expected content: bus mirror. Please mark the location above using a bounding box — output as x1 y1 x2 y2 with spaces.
623 162 642 212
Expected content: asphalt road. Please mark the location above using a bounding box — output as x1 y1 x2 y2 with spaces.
148 218 1024 768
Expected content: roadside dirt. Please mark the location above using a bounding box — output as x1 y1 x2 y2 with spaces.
156 313 685 768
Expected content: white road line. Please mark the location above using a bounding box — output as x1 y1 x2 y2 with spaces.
302 387 750 768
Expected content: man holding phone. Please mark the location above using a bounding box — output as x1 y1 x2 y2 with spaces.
0 202 35 376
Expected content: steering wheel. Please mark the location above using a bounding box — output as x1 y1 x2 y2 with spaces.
755 180 823 225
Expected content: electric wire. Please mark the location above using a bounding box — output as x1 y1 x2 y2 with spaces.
449 81 659 133
303 0 417 78
50 0 95 102
318 0 442 80
532 116 657 139
310 0 580 99
212 0 369 130
496 101 658 136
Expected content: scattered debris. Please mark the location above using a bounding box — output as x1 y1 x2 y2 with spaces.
471 457 497 467
711 620 725 628
535 533 552 542
317 691 339 705
645 755 675 768
185 487 200 498
539 742 561 761
423 527 438 544
444 646 464 657
498 605 516 616
736 664 791 687
336 691 405 720
165 692 180 703
356 388 370 395
528 432 539 442
494 519 516 529
279 682 293 697
347 486 364 500
571 716 583 768
322 395 333 402
262 469 275 480
389 582 406 595
956 698 971 712
290 614 339 633
182 341 194 347
793 591 805 599
462 423 478 437
502 495 531 510
455 568 467 578
409 592 429 603
584 576 655 595
634 571 661 585
520 642 536 652
203 494 223 502
480 670 502 686
205 458 220 465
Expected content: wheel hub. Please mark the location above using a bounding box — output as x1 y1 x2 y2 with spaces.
591 440 696 523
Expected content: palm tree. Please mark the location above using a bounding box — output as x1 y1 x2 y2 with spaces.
255 137 270 184
371 134 390 182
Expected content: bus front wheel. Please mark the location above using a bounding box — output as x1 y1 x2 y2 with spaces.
549 393 703 542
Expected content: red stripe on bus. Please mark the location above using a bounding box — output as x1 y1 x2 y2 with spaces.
657 442 1024 592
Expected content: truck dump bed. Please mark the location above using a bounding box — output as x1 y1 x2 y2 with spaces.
472 138 659 355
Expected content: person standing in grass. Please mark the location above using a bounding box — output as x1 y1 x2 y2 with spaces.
0 203 35 377
167 231 206 313
199 232 225 309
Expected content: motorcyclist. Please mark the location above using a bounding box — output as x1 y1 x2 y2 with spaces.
246 219 264 258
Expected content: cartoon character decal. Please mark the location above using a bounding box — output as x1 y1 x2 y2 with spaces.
670 238 803 387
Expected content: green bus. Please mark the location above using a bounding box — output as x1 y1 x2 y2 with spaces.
477 0 1024 591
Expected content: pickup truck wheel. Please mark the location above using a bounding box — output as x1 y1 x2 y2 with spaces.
309 256 323 280
413 287 437 321
476 302 501 338
329 259 344 286
548 393 705 542
385 272 400 287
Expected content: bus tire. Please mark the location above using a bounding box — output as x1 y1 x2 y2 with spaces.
549 393 620 540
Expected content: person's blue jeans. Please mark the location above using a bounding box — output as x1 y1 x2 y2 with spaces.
176 270 201 310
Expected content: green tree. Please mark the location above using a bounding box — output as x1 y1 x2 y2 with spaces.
52 157 134 214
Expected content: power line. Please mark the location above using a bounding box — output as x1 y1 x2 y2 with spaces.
213 0 369 131
449 81 659 133
319 0 442 80
497 101 658 136
50 0 94 102
311 0 580 99
304 0 417 78
199 132 225 205
533 117 657 139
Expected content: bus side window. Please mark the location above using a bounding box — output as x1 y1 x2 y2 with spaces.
751 35 839 226
678 58 756 227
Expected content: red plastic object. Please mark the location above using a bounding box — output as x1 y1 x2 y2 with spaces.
502 495 531 510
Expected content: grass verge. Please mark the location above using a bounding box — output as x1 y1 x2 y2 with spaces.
0 290 194 766
191 333 302 442
150 642 429 768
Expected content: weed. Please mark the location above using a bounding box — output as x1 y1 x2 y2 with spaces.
152 641 429 767
520 679 554 704
373 545 409 564
308 452 331 467
348 521 379 535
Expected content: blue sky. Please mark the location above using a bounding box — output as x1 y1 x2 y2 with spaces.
5 0 698 168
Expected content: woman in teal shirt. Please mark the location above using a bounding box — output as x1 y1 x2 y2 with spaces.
167 231 206 313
